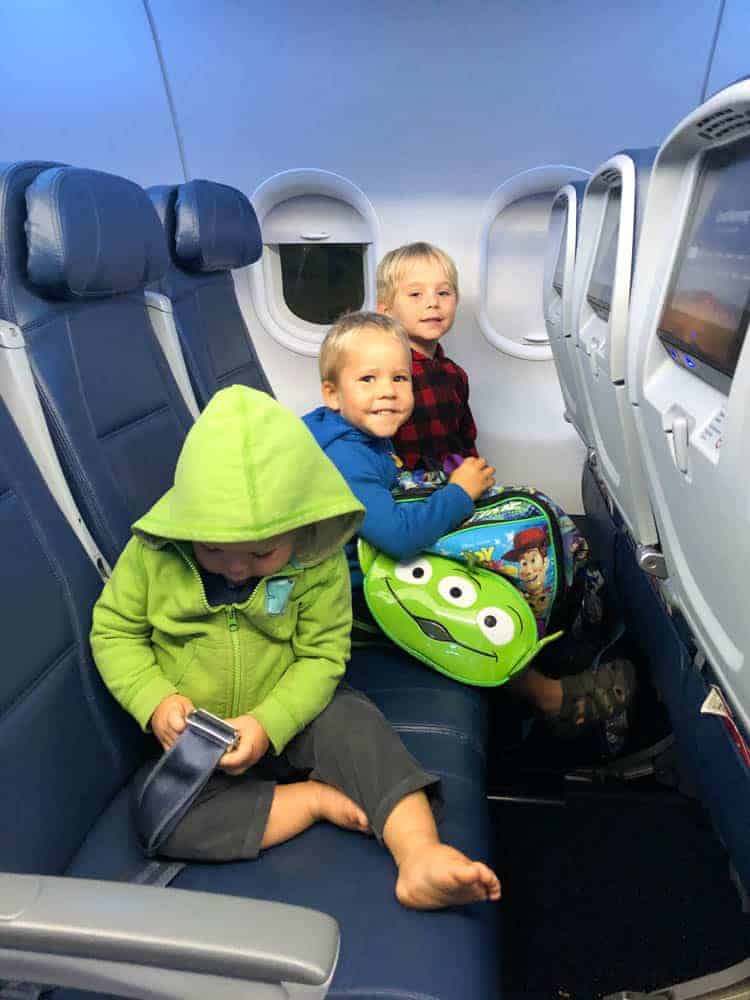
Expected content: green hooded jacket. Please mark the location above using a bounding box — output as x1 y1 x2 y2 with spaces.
90 386 364 754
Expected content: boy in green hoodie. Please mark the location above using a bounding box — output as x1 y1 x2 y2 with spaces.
91 386 500 910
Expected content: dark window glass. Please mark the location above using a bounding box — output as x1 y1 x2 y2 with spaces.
279 244 365 325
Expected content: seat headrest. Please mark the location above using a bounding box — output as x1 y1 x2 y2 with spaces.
25 166 168 299
173 179 262 273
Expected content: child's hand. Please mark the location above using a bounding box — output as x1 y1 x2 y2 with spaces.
151 694 196 752
448 456 496 501
218 714 271 775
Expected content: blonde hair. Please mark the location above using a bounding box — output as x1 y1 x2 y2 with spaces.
319 311 411 383
376 242 459 308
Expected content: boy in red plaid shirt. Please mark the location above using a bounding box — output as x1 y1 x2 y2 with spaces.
377 243 636 736
376 242 478 473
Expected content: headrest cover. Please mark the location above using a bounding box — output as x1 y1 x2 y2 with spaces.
174 179 262 273
25 167 168 299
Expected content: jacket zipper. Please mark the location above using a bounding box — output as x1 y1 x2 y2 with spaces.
227 605 241 716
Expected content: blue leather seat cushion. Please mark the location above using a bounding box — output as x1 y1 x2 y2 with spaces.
348 645 488 757
147 181 274 406
175 179 262 273
66 728 498 1000
25 166 167 299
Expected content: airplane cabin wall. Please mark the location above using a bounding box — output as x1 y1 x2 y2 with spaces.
0 2 183 186
705 0 750 96
0 0 731 510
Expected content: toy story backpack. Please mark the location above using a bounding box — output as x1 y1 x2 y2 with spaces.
358 485 590 687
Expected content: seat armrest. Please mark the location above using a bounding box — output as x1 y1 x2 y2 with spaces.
0 873 339 1000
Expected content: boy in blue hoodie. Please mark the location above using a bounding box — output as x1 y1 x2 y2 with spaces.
304 313 636 733
303 311 495 580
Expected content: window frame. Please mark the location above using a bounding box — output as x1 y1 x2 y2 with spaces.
478 165 590 361
249 170 379 357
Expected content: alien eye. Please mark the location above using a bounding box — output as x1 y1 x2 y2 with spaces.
394 557 433 585
475 607 515 646
437 575 477 608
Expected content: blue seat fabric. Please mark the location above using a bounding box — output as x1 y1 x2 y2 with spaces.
0 396 146 878
582 460 750 896
0 162 194 566
0 408 497 996
148 183 273 408
0 161 498 999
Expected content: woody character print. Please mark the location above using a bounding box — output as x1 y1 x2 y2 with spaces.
500 526 552 622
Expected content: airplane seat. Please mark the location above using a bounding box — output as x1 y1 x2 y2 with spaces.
0 165 500 998
65 722 498 1000
544 179 594 449
626 78 750 895
580 459 623 610
345 643 489 756
147 181 274 407
0 389 499 998
0 161 194 567
0 393 146 880
573 148 659 552
0 162 489 763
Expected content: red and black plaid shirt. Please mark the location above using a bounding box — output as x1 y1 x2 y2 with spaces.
394 345 478 470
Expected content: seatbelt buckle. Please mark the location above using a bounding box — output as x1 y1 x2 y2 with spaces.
186 709 240 751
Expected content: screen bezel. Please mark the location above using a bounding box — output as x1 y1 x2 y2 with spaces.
552 205 567 297
657 142 750 384
586 185 622 318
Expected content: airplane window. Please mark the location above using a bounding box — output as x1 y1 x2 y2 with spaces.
478 166 588 361
485 192 554 347
279 243 365 324
249 171 379 356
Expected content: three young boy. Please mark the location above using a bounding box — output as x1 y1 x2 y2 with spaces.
91 384 500 909
90 238 632 908
308 242 634 734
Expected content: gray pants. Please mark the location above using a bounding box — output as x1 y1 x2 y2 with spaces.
159 685 442 862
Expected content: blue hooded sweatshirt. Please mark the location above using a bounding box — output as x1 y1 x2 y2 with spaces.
303 407 473 580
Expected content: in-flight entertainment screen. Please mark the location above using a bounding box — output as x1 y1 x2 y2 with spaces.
587 186 621 314
659 141 750 381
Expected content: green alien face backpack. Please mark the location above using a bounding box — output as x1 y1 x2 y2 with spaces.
358 538 562 687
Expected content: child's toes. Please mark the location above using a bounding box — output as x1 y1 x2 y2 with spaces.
350 805 369 830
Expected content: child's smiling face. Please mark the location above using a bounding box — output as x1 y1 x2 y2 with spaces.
381 257 457 357
193 532 296 586
322 328 413 439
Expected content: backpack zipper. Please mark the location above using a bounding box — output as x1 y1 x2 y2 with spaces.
227 605 242 716
395 486 568 627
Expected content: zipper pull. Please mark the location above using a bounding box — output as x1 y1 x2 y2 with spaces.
227 606 239 631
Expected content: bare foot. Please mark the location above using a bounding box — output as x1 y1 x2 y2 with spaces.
310 780 370 834
395 843 501 910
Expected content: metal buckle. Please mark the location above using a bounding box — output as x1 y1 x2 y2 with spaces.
186 708 240 751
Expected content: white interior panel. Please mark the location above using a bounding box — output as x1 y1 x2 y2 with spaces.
543 182 594 448
628 78 750 731
574 153 658 544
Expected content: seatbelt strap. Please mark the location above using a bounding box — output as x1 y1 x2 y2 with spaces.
0 713 238 997
127 858 188 887
135 709 239 857
0 984 47 999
